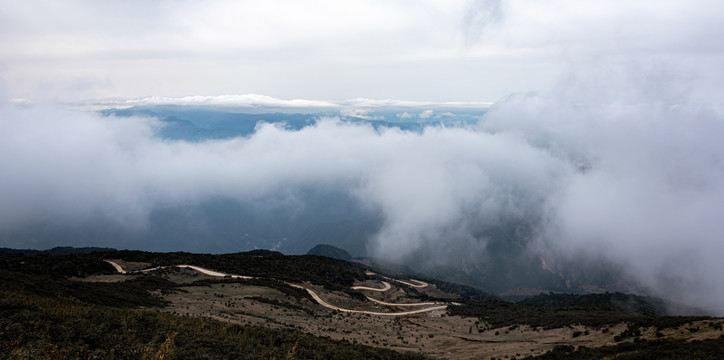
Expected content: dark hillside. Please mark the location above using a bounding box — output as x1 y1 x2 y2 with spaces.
0 290 431 360
306 244 353 261
449 292 711 330
0 252 115 278
520 292 667 316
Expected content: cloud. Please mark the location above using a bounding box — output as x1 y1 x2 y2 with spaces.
339 108 384 120
3 1 724 103
0 1 477 101
463 0 504 46
477 63 724 311
338 98 493 109
0 103 563 245
84 96 493 111
0 105 157 229
125 94 339 109
8 98 31 106
396 112 414 119
418 109 434 119
469 0 724 56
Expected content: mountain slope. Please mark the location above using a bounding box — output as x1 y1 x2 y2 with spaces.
1 248 721 359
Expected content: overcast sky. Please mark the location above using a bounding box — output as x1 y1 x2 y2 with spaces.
2 0 723 103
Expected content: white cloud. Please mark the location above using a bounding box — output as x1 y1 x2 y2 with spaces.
126 94 339 108
79 95 493 111
339 108 383 120
477 62 724 310
8 98 31 106
339 98 493 108
436 112 455 117
418 109 434 118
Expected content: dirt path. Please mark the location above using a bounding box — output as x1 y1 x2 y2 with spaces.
352 281 391 292
176 265 253 279
104 260 126 274
394 278 428 288
365 297 441 307
290 282 448 316
105 260 450 316
365 271 429 288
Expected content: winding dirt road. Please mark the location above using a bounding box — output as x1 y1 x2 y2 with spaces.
364 271 429 288
365 297 439 307
104 260 451 316
393 279 428 288
176 265 252 279
351 281 391 292
304 286 448 316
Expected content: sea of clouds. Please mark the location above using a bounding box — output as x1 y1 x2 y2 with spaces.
3 64 724 311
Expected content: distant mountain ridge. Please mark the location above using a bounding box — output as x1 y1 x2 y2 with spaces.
0 246 116 256
101 107 448 141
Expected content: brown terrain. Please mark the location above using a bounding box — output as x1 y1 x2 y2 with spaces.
90 259 724 360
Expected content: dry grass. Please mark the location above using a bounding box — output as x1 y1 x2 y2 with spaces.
88 263 724 360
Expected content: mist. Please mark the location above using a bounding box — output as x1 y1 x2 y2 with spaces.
0 102 565 244
482 69 724 311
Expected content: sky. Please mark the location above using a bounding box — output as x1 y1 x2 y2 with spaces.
3 1 724 311
1 0 721 103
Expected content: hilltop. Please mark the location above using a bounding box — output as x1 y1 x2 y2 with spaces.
306 244 353 261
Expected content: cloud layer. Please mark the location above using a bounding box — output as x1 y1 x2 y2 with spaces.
482 84 724 311
3 66 724 309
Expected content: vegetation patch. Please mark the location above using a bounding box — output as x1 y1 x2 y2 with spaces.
0 290 432 360
0 270 175 308
525 337 724 359
245 296 314 315
448 294 711 330
189 277 313 301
